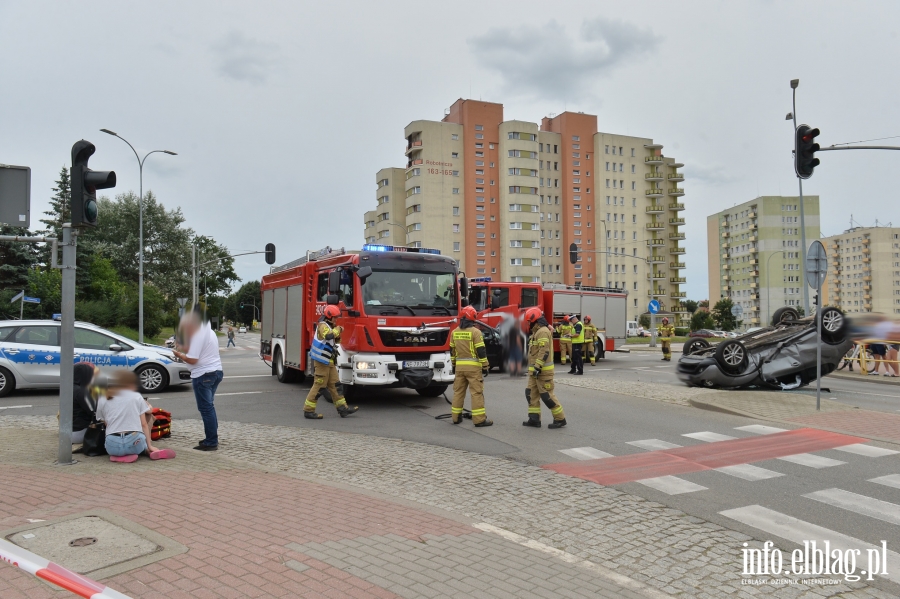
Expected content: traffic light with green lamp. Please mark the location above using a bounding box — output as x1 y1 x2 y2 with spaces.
794 125 821 179
70 140 116 227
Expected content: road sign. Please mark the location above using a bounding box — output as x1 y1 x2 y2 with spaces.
23 296 40 304
805 240 828 289
9 291 23 303
176 297 188 308
0 164 31 228
731 304 743 318
648 300 661 314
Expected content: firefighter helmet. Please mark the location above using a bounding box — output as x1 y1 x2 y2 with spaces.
584 315 592 323
323 305 341 319
562 315 570 323
524 307 543 326
661 317 670 324
460 305 477 321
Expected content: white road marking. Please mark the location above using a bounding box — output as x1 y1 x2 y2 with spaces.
777 453 846 468
804 488 900 526
720 504 900 584
715 464 784 481
559 447 614 460
834 443 900 457
869 474 900 490
0 405 32 410
682 431 737 442
734 425 789 435
216 391 265 396
626 439 682 451
636 476 707 495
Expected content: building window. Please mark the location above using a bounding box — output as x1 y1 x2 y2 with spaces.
452 206 460 216
451 152 459 158
452 188 460 194
453 224 460 233
453 242 460 252
475 133 484 139
475 125 484 131
451 134 459 140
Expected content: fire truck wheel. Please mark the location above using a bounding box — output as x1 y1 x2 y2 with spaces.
274 348 298 383
415 385 449 398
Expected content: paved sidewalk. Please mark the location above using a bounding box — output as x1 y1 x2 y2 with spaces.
0 416 893 599
690 390 900 445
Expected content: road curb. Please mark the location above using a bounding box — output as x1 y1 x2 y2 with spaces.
688 397 900 447
828 372 900 386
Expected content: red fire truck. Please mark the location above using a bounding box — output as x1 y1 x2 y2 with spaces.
259 245 461 397
465 279 628 356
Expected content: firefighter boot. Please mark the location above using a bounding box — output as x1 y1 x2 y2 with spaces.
304 412 323 420
474 419 494 427
548 418 567 429
523 389 541 427
523 415 541 428
337 405 359 418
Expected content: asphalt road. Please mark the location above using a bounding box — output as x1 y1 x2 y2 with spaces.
5 332 900 590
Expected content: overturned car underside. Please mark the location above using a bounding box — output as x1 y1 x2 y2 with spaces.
677 307 853 390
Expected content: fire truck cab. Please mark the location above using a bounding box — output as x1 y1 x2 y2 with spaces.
260 245 461 398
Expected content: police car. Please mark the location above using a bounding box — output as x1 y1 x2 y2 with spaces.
0 320 191 397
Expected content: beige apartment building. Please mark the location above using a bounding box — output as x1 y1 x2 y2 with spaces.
707 196 820 329
364 98 689 324
821 225 900 315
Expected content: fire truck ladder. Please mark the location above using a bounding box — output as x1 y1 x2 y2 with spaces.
269 246 346 273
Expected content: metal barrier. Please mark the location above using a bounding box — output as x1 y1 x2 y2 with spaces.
0 538 131 598
842 340 900 376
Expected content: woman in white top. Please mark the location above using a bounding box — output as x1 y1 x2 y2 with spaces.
95 370 175 463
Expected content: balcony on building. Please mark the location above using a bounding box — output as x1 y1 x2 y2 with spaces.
645 172 665 181
750 283 757 289
750 317 760 324
645 155 665 164
721 253 729 260
723 264 731 270
646 188 665 197
669 203 685 211
723 285 731 291
649 255 666 263
865 303 872 310
647 238 666 247
863 247 870 254
864 276 872 282
863 237 870 244
722 231 730 238
670 291 686 299
668 172 684 182
721 241 730 249
648 271 666 280
646 204 665 214
649 289 667 297
749 247 758 254
748 211 756 218
646 222 665 231
750 222 757 230
669 217 685 226
670 277 686 284
830 243 838 250
668 188 685 196
406 158 424 169
863 257 871 263
404 140 424 156
669 232 686 240
864 294 872 300
748 235 757 242
670 261 685 269
749 259 757 265
670 245 686 254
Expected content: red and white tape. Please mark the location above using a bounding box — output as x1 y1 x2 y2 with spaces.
0 538 131 599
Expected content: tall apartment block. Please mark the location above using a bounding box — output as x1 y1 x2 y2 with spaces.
821 225 900 315
707 196 820 328
364 98 689 324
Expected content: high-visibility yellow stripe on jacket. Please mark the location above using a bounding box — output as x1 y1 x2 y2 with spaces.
450 327 488 369
528 325 555 373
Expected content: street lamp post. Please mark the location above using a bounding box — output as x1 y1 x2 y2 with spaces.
101 129 176 343
765 249 786 325
387 222 410 246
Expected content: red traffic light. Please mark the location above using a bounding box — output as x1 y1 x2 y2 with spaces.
794 124 821 179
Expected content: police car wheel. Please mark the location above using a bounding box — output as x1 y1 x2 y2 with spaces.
0 366 15 398
136 364 169 393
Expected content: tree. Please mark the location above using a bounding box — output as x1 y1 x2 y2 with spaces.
0 225 37 289
711 298 742 331
39 167 71 240
195 235 239 299
682 299 699 314
226 281 261 326
698 300 709 309
690 310 715 331
639 314 651 329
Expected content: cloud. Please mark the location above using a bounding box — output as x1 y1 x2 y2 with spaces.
211 31 279 84
468 18 660 102
684 164 738 186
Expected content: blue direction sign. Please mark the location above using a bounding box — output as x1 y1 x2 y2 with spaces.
648 299 661 314
23 296 40 304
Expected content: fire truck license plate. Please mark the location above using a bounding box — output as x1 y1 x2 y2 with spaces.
403 360 430 368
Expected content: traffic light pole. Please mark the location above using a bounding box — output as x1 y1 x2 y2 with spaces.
791 84 811 316
57 225 76 465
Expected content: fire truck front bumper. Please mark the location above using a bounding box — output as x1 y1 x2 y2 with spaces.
340 352 455 386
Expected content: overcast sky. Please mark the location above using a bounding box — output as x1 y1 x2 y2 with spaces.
2 1 898 300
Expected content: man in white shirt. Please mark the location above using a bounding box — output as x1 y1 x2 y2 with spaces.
173 310 223 451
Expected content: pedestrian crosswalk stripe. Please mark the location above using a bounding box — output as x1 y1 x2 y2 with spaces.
869 474 900 490
720 505 900 585
559 447 614 460
834 443 900 458
735 425 789 435
804 488 900 526
682 431 737 442
626 439 681 451
714 464 784 481
637 476 707 495
777 453 846 468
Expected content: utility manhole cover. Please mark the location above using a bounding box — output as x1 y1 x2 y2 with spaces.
3 510 186 578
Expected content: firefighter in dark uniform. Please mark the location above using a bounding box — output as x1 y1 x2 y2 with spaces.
568 314 584 375
304 304 360 419
450 305 492 427
657 316 675 361
522 308 567 429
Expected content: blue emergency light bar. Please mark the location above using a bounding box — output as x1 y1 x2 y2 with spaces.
362 244 441 255
469 277 493 282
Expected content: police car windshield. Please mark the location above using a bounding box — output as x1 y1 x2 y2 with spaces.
362 270 457 315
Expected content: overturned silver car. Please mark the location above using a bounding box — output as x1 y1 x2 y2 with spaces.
677 307 852 389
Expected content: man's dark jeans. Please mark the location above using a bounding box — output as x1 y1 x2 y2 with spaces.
192 370 223 446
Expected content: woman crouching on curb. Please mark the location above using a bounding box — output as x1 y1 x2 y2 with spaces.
95 370 176 463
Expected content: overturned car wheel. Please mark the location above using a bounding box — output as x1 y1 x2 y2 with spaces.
772 307 800 326
820 307 848 344
714 339 748 375
683 338 710 356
